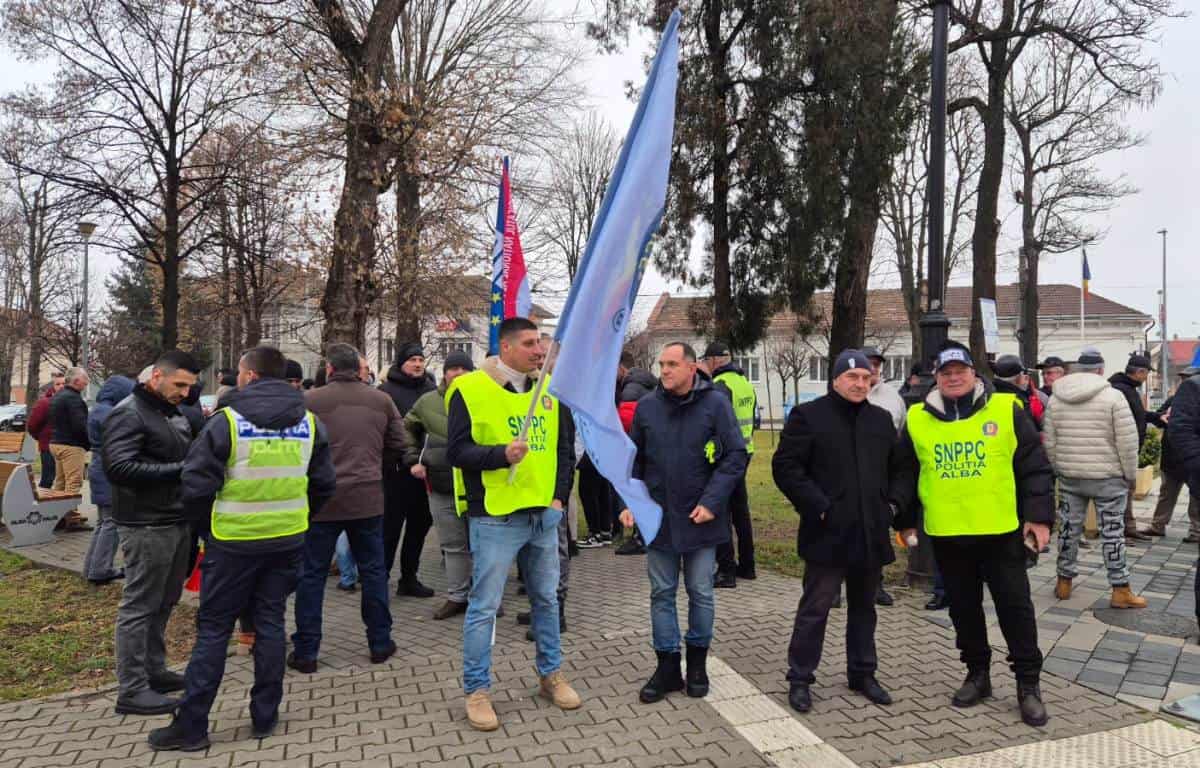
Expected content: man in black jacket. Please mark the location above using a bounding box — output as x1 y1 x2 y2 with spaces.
103 350 201 716
1142 368 1199 539
148 346 336 751
48 366 92 530
1165 371 1200 630
773 349 908 714
1111 352 1155 542
893 342 1054 726
621 342 747 705
379 342 437 596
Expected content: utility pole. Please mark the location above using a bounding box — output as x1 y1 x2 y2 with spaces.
1158 229 1168 399
904 0 951 588
78 220 96 397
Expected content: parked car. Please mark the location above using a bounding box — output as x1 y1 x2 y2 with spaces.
0 404 26 432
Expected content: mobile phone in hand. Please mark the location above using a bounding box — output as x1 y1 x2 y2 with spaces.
1024 530 1039 568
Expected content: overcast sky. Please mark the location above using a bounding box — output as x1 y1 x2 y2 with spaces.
3 5 1196 342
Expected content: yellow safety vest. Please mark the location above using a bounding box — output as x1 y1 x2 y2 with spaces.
906 393 1020 537
210 408 314 542
446 370 560 517
714 370 756 455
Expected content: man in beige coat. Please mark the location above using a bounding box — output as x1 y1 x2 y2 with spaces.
1044 346 1144 609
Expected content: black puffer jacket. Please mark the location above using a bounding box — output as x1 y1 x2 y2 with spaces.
380 366 437 417
1169 377 1200 491
102 385 194 526
50 385 89 449
619 368 657 403
1110 372 1149 446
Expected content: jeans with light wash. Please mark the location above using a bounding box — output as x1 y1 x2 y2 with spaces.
646 545 716 652
335 532 358 588
1057 475 1132 586
463 508 561 694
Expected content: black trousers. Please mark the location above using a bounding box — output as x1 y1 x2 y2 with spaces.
932 531 1042 681
38 449 55 489
786 561 880 686
716 468 754 574
382 467 433 581
577 455 612 536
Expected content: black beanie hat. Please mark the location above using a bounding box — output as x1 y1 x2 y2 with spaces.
443 351 475 373
397 342 424 364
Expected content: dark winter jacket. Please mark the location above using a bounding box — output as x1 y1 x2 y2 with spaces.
49 385 89 449
1168 377 1200 491
617 368 656 433
1155 396 1184 478
183 377 336 553
1110 372 1150 447
26 387 55 451
102 384 194 526
629 374 747 554
86 376 135 508
178 381 205 438
772 391 903 568
892 381 1055 532
305 372 406 522
380 366 437 417
404 383 454 495
993 378 1044 430
446 357 576 517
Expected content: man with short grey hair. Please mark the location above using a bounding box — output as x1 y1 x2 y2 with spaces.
292 343 407 671
49 366 92 530
1045 346 1144 609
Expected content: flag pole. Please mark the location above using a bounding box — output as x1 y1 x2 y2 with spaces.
1080 246 1086 342
507 339 561 484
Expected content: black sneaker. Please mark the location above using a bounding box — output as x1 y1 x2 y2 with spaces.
147 718 210 752
149 670 186 694
713 571 737 589
577 535 603 548
875 587 894 607
370 642 398 664
252 717 278 739
397 578 434 598
615 537 646 556
115 689 180 716
286 652 317 674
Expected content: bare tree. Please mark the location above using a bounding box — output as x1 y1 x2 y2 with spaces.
1 0 266 348
942 0 1172 373
546 114 619 282
1007 36 1142 365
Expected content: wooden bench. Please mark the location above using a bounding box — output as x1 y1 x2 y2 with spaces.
0 431 35 463
0 461 81 546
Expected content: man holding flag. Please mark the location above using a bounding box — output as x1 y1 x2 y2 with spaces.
445 317 579 731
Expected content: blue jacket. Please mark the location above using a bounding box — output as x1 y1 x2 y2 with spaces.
630 374 747 553
86 376 135 508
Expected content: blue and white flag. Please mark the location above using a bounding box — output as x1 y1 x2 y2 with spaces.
547 10 680 546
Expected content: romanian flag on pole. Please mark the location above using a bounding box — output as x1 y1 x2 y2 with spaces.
488 157 531 355
1082 250 1092 299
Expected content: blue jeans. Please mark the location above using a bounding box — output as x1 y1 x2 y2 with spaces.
463 508 561 693
292 517 392 660
335 532 358 587
647 546 716 652
177 544 301 739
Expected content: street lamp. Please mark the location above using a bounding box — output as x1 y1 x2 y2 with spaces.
904 0 952 588
1158 229 1168 399
78 220 96 396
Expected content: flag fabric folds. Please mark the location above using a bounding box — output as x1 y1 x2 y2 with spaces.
1082 251 1092 299
546 10 681 547
489 157 531 355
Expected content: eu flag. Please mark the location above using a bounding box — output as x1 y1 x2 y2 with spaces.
546 10 681 546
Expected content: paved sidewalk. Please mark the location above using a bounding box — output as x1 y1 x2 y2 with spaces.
2 483 1197 767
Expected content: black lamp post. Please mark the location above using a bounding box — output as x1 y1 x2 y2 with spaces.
904 0 952 587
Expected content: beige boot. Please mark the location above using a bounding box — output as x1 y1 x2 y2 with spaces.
539 670 582 710
1111 586 1148 609
465 690 499 731
1054 577 1072 600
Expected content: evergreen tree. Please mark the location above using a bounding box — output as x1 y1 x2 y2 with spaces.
94 253 162 377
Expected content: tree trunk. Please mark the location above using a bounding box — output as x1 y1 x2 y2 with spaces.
323 117 382 348
24 241 43 413
161 158 182 350
826 206 877 363
705 0 733 344
1016 131 1039 367
392 153 422 347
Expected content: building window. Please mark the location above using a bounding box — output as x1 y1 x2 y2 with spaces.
440 340 473 357
809 356 828 382
732 356 761 383
884 355 911 382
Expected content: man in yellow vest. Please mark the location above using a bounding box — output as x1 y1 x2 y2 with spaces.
894 341 1054 727
148 346 336 751
701 342 756 587
446 317 580 731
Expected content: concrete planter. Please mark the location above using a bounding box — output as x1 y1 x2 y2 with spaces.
1134 466 1155 500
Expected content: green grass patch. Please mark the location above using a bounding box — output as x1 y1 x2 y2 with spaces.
0 552 196 701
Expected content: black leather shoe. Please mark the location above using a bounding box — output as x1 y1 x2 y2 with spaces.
875 587 894 607
848 674 893 706
397 578 435 598
713 571 737 589
286 652 317 674
925 594 949 611
952 669 992 708
639 650 685 703
788 684 812 713
370 642 397 664
115 689 180 716
1018 680 1049 726
685 644 709 698
252 717 278 739
736 565 757 580
147 717 209 752
149 670 186 694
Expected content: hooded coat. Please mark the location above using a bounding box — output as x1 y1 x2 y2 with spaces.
86 376 136 508
1168 376 1200 492
182 378 336 552
1109 371 1150 446
1044 372 1139 483
380 364 437 417
617 368 657 433
404 383 454 495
